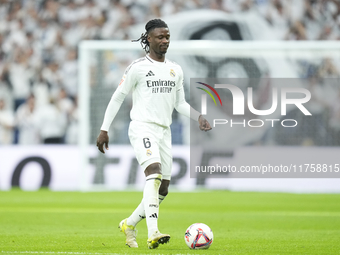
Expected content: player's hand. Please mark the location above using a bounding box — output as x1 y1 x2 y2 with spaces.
198 115 212 131
96 130 109 154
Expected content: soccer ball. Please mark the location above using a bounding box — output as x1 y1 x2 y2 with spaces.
184 223 213 249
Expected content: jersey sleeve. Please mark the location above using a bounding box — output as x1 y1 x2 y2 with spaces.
116 62 138 95
177 66 184 91
175 66 201 121
99 62 138 131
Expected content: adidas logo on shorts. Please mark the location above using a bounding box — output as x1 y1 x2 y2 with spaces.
146 70 155 77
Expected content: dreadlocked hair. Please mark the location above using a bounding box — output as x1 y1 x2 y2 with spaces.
132 19 168 53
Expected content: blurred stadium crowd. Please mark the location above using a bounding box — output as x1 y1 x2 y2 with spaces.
0 0 340 145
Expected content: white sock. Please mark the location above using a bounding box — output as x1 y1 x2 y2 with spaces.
143 173 162 237
126 200 145 227
158 194 166 204
127 194 166 227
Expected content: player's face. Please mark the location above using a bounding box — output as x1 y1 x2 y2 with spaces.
148 27 170 55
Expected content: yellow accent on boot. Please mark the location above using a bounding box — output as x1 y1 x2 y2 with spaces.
118 218 138 248
147 231 170 249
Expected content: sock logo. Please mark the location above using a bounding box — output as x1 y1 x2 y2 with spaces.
149 204 159 208
139 215 146 219
149 213 158 218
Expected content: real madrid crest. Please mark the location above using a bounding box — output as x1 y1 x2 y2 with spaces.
146 149 152 156
170 69 176 77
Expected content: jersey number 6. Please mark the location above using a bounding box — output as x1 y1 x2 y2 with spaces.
143 138 151 148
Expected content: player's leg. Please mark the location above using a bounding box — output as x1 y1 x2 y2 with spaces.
125 179 168 232
120 167 162 249
125 181 168 238
127 139 171 228
143 162 170 249
150 127 172 217
158 179 170 197
158 179 170 203
145 126 173 248
144 125 174 249
158 125 172 201
120 164 163 248
121 122 170 248
143 162 162 236
119 122 159 248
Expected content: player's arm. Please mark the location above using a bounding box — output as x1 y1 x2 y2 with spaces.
175 86 212 132
175 67 211 131
96 65 136 153
96 89 127 153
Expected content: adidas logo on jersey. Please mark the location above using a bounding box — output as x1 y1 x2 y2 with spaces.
149 213 158 218
146 70 155 77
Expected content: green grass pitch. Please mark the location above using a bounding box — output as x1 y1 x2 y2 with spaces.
1 189 340 255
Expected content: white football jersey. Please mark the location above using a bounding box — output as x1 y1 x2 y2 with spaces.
116 55 184 127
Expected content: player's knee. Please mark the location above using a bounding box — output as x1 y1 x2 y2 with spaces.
145 162 162 177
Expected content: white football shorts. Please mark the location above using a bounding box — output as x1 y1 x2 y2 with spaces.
128 120 172 180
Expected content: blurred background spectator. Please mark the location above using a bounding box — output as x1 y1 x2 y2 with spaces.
34 97 67 144
0 97 14 144
15 94 39 144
